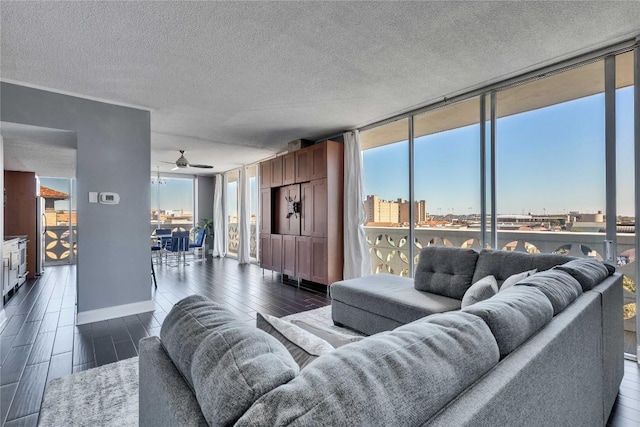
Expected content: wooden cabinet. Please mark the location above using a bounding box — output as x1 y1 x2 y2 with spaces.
282 152 296 185
295 149 311 183
260 188 271 234
258 140 343 286
311 238 328 284
270 234 283 273
270 156 283 187
310 144 327 180
296 236 311 280
260 161 271 189
282 235 297 276
260 233 272 270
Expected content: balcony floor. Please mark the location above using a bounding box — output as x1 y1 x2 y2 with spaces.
0 257 638 426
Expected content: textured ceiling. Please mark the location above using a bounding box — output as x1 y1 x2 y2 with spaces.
1 1 640 176
1 122 77 178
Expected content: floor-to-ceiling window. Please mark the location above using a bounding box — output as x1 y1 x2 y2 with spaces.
616 51 636 355
248 165 259 261
413 97 481 261
357 45 637 358
40 177 76 265
495 60 606 256
226 170 239 257
361 118 410 275
150 174 195 232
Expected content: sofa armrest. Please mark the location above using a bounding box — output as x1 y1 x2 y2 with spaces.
139 336 208 427
590 273 624 422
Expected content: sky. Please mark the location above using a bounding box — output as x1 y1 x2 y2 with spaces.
363 86 635 217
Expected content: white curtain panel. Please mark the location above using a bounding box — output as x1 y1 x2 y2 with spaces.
212 174 226 257
238 167 251 264
343 130 372 279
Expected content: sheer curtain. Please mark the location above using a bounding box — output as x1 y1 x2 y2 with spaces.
238 167 251 264
343 130 371 279
212 174 225 257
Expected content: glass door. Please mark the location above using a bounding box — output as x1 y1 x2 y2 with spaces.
40 177 76 265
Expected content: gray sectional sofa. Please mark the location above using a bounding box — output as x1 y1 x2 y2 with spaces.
139 247 623 426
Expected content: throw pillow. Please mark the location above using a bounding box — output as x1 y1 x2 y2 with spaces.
257 313 335 369
500 268 537 291
461 275 499 308
554 258 612 291
288 319 365 348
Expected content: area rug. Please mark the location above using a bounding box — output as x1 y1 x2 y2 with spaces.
281 305 357 333
37 306 346 427
39 357 138 427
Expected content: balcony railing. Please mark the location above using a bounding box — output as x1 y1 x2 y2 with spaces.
365 226 636 335
45 225 77 264
227 223 257 258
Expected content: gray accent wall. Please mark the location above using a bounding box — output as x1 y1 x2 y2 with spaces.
197 175 214 224
1 82 151 314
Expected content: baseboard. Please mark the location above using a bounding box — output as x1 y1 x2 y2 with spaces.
76 299 155 325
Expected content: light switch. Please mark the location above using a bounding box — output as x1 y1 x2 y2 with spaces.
89 192 98 203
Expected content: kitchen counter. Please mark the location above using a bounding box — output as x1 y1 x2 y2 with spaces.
4 235 27 242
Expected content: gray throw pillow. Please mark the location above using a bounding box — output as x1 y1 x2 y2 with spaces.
257 313 335 369
500 268 537 291
461 275 498 308
463 286 554 358
288 319 365 348
514 269 582 315
554 258 611 291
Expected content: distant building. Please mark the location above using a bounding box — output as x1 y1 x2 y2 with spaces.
364 195 426 225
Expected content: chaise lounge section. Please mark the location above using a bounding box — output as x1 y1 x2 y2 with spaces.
331 247 574 335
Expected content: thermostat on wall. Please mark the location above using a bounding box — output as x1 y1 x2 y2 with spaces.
99 192 120 204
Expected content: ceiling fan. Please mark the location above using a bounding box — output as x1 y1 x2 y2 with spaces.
161 150 213 170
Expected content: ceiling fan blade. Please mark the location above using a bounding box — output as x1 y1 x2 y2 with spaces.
190 164 214 169
171 166 180 171
160 161 176 165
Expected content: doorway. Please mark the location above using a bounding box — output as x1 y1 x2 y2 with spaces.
40 177 77 265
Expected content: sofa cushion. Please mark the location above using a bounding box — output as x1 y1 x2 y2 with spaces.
500 268 537 291
161 295 299 426
236 312 499 426
462 286 554 357
257 312 334 369
331 273 461 325
414 246 480 299
554 258 611 291
472 249 574 286
461 275 498 308
514 270 582 316
160 294 237 389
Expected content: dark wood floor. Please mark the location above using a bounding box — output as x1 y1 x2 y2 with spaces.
0 257 330 426
0 257 638 426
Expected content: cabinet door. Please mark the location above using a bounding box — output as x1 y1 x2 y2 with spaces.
259 161 271 189
296 148 311 183
296 236 311 281
282 152 296 185
260 188 271 234
271 156 283 187
260 234 272 270
310 144 327 180
311 237 328 284
271 234 283 273
282 235 297 276
300 182 313 237
310 179 327 237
